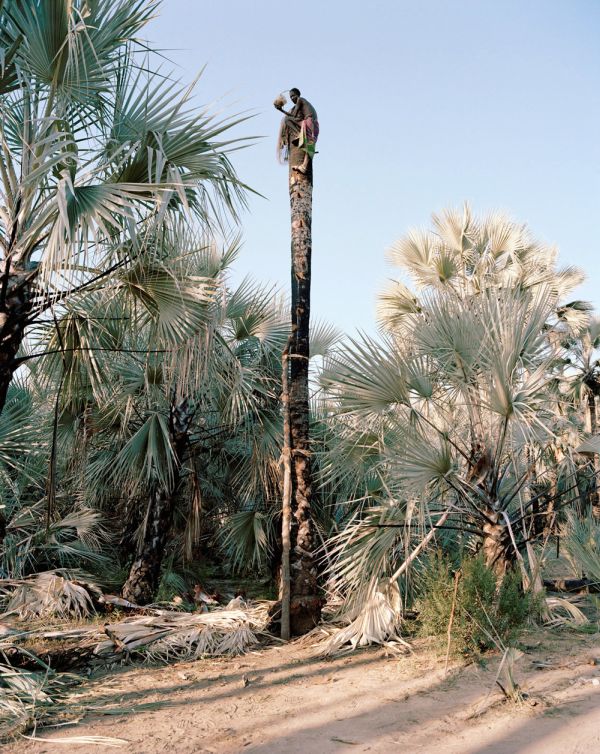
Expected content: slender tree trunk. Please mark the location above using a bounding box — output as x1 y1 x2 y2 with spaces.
0 272 32 414
122 398 193 604
285 142 321 634
588 391 597 435
280 340 292 640
542 473 557 539
587 392 600 519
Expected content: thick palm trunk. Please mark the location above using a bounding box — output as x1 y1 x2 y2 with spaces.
0 276 32 551
481 509 512 578
121 484 174 604
285 144 321 634
122 399 193 604
0 273 32 414
466 447 513 578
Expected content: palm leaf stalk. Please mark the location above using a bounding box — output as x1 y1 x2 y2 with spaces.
279 337 293 639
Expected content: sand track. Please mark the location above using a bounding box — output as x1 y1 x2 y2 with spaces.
8 630 600 753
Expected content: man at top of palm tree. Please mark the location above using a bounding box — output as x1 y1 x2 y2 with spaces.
275 88 319 174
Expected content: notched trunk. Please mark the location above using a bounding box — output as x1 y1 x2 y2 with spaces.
0 272 32 413
286 141 321 634
121 485 174 605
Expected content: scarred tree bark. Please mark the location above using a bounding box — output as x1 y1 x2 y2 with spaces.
121 484 173 604
284 141 321 634
0 270 35 546
481 510 512 577
0 270 33 414
122 398 194 604
467 445 513 578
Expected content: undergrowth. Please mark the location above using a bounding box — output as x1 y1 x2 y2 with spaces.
417 551 538 658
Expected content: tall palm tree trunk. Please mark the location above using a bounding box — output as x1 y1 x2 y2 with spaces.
0 272 32 415
284 143 321 634
122 398 193 604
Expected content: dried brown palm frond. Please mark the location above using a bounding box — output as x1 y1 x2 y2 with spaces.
2 572 102 620
0 654 80 739
2 602 273 677
102 604 271 662
544 596 589 628
324 580 409 656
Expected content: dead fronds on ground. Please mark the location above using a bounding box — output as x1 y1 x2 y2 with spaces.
2 572 102 621
0 649 81 739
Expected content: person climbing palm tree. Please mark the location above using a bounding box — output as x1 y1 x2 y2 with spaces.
275 88 319 174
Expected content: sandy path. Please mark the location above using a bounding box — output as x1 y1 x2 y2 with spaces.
7 631 600 754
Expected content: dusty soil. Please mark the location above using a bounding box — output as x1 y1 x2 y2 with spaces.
7 628 600 754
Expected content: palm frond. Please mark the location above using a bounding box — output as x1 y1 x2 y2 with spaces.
3 571 101 619
321 334 408 417
220 509 274 574
0 385 42 477
562 511 600 583
106 412 176 492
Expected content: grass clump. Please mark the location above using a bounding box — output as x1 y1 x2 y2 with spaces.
417 551 535 658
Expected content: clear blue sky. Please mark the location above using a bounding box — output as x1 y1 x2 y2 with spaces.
147 0 600 333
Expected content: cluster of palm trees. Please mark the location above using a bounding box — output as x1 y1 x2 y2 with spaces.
0 2 598 631
0 0 284 599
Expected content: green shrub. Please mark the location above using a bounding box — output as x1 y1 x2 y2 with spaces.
496 567 533 637
416 550 457 637
417 551 534 658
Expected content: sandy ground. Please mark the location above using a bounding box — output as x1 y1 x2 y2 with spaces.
6 628 600 754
